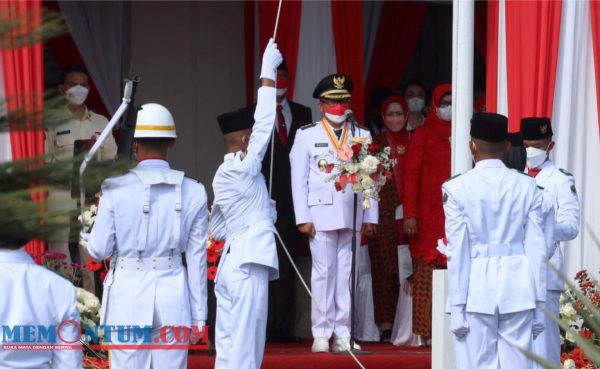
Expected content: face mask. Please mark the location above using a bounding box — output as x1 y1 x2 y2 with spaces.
407 97 425 113
437 105 452 121
65 85 89 106
324 104 347 124
276 87 288 97
276 77 289 97
526 146 548 169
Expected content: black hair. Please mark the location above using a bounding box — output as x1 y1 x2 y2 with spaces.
400 80 426 95
59 65 89 85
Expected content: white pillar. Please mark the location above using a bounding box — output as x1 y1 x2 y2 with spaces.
451 0 475 175
432 2 475 369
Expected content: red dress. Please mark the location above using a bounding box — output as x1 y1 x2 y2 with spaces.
402 84 452 336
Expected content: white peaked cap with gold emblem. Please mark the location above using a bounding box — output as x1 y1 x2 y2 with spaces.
134 103 177 139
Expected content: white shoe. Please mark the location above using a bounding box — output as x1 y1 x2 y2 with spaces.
311 337 329 353
332 337 361 352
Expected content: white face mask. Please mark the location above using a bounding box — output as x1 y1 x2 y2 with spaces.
65 85 89 106
437 105 452 121
407 97 425 113
325 112 346 124
276 87 288 97
526 146 548 169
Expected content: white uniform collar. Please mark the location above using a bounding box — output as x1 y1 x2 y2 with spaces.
535 160 556 178
0 247 34 264
224 151 243 162
136 159 170 170
475 159 506 169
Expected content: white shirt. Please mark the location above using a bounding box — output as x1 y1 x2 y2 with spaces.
45 106 117 162
0 248 82 369
531 160 580 291
211 86 279 281
443 159 549 314
88 159 208 326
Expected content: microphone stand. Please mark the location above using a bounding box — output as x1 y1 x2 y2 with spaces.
337 115 370 355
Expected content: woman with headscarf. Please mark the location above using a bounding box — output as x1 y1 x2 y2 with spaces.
368 96 412 342
402 83 452 342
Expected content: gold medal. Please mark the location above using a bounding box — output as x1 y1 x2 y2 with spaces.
321 118 349 151
397 145 406 155
318 159 329 171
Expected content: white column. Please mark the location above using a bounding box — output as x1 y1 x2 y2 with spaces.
451 0 475 175
433 1 475 369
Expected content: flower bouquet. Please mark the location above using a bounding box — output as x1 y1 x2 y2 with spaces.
207 235 225 281
43 250 82 286
559 269 599 369
321 136 396 209
78 204 97 247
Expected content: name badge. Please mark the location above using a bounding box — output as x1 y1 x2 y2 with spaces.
57 130 71 136
315 143 328 148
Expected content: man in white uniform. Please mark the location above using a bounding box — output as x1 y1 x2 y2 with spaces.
46 65 118 292
0 236 82 369
443 112 550 369
85 103 208 369
521 117 581 368
210 39 281 369
290 74 378 353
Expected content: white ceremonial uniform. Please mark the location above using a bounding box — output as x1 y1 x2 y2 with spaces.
443 159 550 369
290 120 378 339
531 160 580 368
211 86 279 369
45 106 118 292
88 159 208 369
0 248 82 369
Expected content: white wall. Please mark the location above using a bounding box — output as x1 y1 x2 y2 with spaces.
129 1 246 197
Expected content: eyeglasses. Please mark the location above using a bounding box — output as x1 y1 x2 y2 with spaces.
320 99 351 107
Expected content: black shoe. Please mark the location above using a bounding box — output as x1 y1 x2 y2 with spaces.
380 329 392 343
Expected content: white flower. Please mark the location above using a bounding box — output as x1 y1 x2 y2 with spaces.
362 198 371 209
565 330 576 343
360 175 375 190
560 303 577 320
560 335 565 345
560 292 567 304
89 204 98 214
360 155 380 174
562 359 576 369
345 162 360 173
383 146 391 155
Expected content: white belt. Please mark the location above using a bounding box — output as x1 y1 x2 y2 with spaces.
115 253 182 271
471 243 524 258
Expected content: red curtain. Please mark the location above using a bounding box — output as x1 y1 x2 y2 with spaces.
331 0 365 123
0 0 46 263
485 0 499 114
364 1 427 112
244 0 255 105
258 0 302 101
504 0 562 131
590 0 600 139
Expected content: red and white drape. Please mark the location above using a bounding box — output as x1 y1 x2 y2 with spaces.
0 0 46 263
487 0 600 277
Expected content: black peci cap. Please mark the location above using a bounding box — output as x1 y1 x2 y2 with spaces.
470 112 509 142
521 117 553 140
217 109 254 135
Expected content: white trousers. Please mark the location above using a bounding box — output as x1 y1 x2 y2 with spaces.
533 291 561 368
109 301 187 369
309 229 356 339
215 256 269 369
453 310 534 369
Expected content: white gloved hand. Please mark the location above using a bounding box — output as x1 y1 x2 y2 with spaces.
532 302 545 339
269 199 278 223
190 320 206 343
397 244 413 281
436 237 448 256
79 231 91 248
260 38 283 81
450 305 469 339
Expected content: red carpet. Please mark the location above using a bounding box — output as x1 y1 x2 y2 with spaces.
188 342 431 369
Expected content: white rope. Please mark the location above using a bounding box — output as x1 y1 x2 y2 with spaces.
268 1 367 366
273 0 283 39
273 230 366 369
